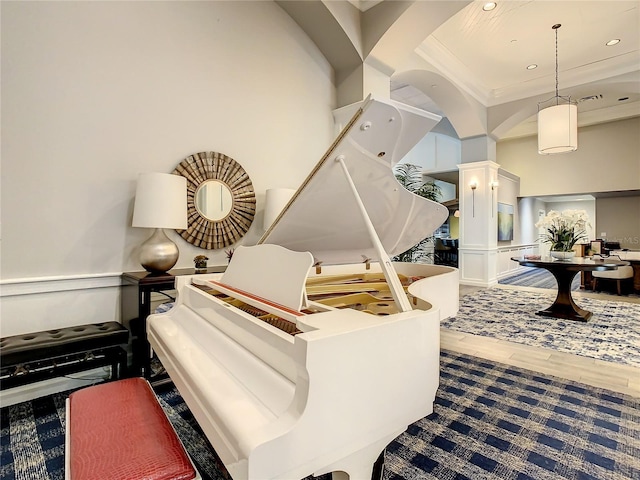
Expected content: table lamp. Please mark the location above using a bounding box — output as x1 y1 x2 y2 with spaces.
263 188 295 230
132 172 188 272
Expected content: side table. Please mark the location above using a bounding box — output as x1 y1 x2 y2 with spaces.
121 266 226 379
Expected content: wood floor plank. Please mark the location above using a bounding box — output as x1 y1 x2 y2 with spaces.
444 285 640 398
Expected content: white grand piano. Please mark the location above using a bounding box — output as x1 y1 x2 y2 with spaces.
147 96 459 480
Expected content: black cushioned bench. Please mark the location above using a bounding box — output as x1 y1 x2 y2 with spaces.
0 322 129 390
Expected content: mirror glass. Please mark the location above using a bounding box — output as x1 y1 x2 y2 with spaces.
173 151 256 250
195 180 233 221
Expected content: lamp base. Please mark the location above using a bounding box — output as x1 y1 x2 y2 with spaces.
139 228 179 273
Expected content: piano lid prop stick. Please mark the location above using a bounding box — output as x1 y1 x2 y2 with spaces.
335 155 413 313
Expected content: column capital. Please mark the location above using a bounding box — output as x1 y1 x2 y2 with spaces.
457 160 500 172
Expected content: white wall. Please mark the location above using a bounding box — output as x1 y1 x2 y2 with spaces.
402 132 461 173
434 180 457 203
518 197 547 245
516 197 596 257
1 1 336 336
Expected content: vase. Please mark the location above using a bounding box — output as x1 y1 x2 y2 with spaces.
550 250 575 260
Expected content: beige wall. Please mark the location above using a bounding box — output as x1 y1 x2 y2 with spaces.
596 196 640 249
498 117 639 251
497 117 640 197
1 1 335 279
0 1 336 337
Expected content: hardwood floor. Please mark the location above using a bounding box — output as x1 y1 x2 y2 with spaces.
442 284 640 398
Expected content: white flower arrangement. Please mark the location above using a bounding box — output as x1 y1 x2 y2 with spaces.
535 209 590 252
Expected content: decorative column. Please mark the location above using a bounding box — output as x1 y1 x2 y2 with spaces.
458 160 501 287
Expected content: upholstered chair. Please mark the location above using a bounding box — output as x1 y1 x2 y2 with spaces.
592 265 634 295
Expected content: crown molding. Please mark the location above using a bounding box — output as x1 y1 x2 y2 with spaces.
416 37 491 106
417 37 640 110
490 53 640 106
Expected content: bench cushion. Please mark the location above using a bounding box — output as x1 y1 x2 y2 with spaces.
0 322 129 366
68 377 195 480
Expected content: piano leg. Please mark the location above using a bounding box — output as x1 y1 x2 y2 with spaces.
325 449 387 480
329 454 383 480
371 451 385 480
321 435 396 480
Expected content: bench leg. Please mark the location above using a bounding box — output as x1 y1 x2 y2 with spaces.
108 347 128 380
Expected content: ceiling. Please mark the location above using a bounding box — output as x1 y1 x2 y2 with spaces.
389 0 639 202
388 0 640 140
286 1 639 202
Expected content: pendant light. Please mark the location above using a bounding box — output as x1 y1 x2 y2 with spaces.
537 24 577 155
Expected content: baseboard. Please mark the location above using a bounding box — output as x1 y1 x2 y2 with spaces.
0 367 111 407
459 278 499 288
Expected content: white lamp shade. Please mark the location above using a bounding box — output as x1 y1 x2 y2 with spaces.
537 103 578 154
263 188 295 230
132 173 188 229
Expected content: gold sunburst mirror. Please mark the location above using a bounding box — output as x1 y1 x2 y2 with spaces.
173 151 256 249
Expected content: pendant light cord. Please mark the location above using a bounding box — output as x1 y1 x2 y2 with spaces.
553 24 561 105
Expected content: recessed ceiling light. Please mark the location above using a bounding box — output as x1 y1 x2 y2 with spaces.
527 64 538 70
483 2 497 11
606 39 620 46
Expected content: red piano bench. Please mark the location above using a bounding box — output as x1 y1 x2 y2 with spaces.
65 377 199 480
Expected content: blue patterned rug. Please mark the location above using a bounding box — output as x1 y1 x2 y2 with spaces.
2 351 639 480
499 268 581 290
442 287 640 367
499 269 639 299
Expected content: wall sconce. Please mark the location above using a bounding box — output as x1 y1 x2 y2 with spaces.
490 180 499 217
469 181 477 217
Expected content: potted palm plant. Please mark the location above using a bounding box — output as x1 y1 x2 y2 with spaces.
393 163 442 263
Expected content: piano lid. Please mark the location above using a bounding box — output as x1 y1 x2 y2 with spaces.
259 96 448 266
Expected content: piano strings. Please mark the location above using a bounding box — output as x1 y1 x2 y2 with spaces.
191 282 304 335
191 271 425 335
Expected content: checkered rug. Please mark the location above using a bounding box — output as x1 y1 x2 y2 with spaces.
385 351 640 480
2 351 638 480
442 287 640 367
